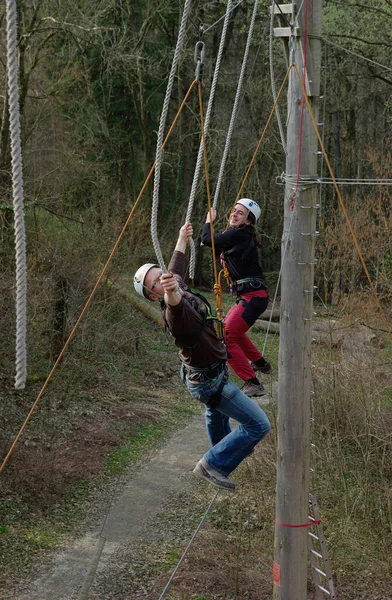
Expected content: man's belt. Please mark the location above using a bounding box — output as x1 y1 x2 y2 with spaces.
183 361 226 382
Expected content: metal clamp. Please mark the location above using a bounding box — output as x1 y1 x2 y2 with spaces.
194 41 205 81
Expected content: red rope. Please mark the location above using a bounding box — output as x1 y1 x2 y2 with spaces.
290 0 310 211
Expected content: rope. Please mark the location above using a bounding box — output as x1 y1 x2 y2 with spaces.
269 1 286 152
0 85 195 475
150 0 192 274
262 199 294 356
291 62 392 340
6 0 27 390
233 66 291 211
187 0 234 279
198 83 224 325
158 491 219 600
212 0 260 211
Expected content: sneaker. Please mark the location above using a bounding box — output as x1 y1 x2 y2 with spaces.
251 361 273 375
193 457 235 490
242 381 267 397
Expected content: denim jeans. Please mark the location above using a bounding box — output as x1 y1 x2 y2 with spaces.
184 365 271 477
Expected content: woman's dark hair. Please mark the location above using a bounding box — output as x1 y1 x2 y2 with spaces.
247 212 260 245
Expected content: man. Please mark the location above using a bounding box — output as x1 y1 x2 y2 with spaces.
202 199 271 397
133 222 271 490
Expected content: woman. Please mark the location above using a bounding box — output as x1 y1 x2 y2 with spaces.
201 198 272 397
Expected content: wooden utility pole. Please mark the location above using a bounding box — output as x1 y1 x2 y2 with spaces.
273 1 322 599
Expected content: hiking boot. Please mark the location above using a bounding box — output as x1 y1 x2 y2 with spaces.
251 361 273 375
242 381 267 397
193 457 235 491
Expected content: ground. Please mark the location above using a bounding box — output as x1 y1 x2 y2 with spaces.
1 291 391 599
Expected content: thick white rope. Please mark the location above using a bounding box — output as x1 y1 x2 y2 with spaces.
269 1 286 152
187 0 234 279
6 0 27 390
150 0 192 273
212 0 259 211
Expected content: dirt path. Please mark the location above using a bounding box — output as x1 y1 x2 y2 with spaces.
9 415 210 600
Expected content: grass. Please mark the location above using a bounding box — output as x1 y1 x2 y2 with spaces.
1 260 391 598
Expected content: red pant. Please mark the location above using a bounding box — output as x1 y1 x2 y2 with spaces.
224 290 268 381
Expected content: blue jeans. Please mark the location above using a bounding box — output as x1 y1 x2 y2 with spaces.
184 366 271 477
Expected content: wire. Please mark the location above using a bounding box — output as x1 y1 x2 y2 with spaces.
203 0 246 34
322 37 392 74
158 491 220 599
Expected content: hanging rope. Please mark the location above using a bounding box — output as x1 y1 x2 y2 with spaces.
198 83 225 329
212 0 260 210
187 0 234 279
269 0 286 152
151 0 192 273
0 84 195 475
6 0 27 390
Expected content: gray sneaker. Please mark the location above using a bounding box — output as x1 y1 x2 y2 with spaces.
242 382 267 397
251 361 273 374
193 457 235 490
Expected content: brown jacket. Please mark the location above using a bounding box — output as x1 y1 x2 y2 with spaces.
164 251 227 368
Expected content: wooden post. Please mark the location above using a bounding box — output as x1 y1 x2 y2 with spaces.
273 1 322 599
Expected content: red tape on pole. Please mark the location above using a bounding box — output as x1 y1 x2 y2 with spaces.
275 518 321 528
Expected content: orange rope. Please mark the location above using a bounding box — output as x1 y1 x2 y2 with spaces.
198 80 224 324
0 79 198 475
226 66 292 227
291 63 392 340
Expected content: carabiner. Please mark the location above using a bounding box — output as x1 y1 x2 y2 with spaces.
194 40 205 81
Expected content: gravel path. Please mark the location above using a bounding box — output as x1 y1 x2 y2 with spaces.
12 415 209 600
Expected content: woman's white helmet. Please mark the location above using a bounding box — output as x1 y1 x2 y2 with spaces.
133 263 159 299
236 198 261 222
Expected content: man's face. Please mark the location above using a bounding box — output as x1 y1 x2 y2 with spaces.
144 267 163 300
229 204 251 228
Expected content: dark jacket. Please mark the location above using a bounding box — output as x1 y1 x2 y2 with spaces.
164 250 227 368
201 223 264 282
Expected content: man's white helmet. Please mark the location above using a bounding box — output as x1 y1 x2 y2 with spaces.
236 198 261 222
133 263 159 299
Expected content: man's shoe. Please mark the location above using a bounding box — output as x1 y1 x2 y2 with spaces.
193 457 235 490
242 381 267 397
251 361 273 375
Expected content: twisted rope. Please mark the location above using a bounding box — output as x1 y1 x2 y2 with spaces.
269 1 286 152
150 0 192 273
187 0 234 279
212 0 259 211
6 0 27 390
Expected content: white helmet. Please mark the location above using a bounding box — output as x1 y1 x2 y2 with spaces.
133 263 159 299
236 198 261 222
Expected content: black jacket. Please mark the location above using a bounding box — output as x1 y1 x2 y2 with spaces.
201 223 264 282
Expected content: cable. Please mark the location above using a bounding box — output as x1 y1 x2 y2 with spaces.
322 37 392 74
158 491 219 599
203 0 246 34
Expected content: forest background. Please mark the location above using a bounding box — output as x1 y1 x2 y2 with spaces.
0 1 391 599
